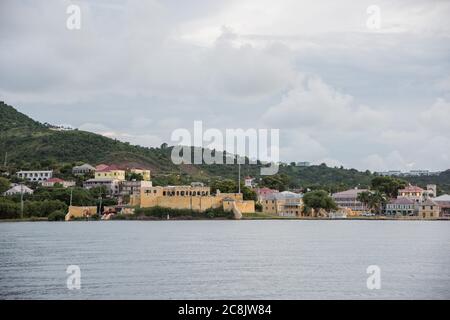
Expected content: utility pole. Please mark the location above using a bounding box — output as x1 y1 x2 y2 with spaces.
69 188 73 206
98 195 103 216
3 151 7 167
238 161 241 194
20 184 24 219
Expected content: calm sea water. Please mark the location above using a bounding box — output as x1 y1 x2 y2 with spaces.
0 220 449 299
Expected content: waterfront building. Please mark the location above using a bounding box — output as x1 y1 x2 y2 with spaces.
94 165 126 181
16 170 53 181
4 184 34 196
432 194 450 217
332 189 369 214
41 178 75 188
261 191 303 217
132 185 254 214
72 163 95 175
418 199 440 219
385 197 416 216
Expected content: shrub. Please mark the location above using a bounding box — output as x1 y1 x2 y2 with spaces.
48 210 66 221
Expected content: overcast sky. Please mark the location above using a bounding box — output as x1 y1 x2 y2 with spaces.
1 0 449 171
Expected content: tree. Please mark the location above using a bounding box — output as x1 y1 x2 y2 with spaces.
210 179 237 194
241 186 257 201
357 190 386 214
357 191 371 209
260 174 290 191
371 176 406 198
127 172 143 181
0 177 10 194
302 190 337 215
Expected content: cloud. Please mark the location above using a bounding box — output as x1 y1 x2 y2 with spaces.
1 0 449 171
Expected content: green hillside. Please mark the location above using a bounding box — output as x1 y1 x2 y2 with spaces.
0 101 449 193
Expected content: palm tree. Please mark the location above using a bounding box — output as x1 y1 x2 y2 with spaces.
357 191 371 212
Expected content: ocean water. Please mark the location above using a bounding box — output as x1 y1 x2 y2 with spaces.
0 220 449 299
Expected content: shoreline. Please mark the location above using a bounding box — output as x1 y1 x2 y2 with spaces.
1 216 449 222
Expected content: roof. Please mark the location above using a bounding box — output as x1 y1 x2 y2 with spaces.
433 194 450 202
263 191 303 200
73 163 95 170
95 164 109 171
388 197 415 205
256 187 278 194
399 185 424 193
422 198 438 206
46 178 64 183
96 164 124 172
5 185 33 193
332 189 369 198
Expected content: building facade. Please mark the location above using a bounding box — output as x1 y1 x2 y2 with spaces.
119 180 153 196
94 165 126 181
16 170 53 181
385 197 416 216
72 163 95 175
41 178 76 188
418 199 440 219
432 194 450 217
261 191 303 217
332 189 369 213
84 179 121 195
129 168 151 181
131 185 254 214
4 184 34 196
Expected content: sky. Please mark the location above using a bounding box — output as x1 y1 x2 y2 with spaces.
0 0 449 172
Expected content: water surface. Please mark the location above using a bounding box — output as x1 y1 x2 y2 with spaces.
0 220 449 299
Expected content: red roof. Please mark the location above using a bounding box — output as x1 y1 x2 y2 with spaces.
47 178 64 183
96 164 124 172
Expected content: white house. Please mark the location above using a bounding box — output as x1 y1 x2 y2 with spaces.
41 178 76 188
16 170 53 181
72 163 95 175
4 184 34 196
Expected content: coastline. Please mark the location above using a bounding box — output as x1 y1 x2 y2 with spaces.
1 215 449 222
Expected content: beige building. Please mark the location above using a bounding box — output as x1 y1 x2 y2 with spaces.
261 191 303 217
418 199 440 219
131 185 254 214
119 180 153 196
332 189 369 214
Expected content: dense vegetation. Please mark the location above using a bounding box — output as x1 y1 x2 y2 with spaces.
114 206 234 220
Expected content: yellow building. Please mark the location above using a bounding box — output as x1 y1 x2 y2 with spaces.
130 168 151 181
131 185 254 215
418 199 440 219
94 165 126 181
261 191 303 217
